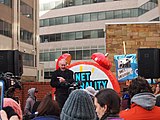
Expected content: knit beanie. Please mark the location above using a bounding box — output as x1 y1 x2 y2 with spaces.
83 86 98 97
60 89 96 120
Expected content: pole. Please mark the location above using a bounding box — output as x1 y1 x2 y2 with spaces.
123 41 126 55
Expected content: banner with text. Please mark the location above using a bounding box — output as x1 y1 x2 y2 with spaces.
68 61 120 92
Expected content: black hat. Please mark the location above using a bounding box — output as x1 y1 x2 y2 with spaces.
60 89 96 120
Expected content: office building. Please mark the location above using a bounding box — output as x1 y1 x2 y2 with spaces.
39 0 159 80
0 0 42 81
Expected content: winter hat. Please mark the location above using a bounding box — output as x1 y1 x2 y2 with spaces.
83 86 98 97
60 89 96 120
3 98 23 120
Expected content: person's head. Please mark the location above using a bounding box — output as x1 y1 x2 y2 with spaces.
84 86 98 96
83 86 98 100
34 88 38 96
154 82 160 95
94 88 120 119
37 92 60 117
128 76 153 98
60 89 96 120
58 59 67 71
3 98 22 120
28 88 38 98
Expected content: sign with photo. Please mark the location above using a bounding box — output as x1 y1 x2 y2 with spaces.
114 54 138 81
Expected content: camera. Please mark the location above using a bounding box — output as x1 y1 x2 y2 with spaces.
68 82 81 93
0 72 22 103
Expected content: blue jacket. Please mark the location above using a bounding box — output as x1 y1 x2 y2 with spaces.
32 115 60 120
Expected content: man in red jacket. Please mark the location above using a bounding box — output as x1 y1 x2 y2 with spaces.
120 76 160 120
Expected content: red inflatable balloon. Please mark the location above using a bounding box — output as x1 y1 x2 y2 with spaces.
56 53 71 70
91 53 112 70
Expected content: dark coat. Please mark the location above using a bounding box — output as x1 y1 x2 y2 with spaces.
50 68 74 109
100 113 123 120
32 115 60 120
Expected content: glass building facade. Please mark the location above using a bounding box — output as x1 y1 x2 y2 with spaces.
39 0 160 79
40 0 158 28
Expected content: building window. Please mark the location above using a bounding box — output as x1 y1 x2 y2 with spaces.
43 19 49 26
64 0 74 7
55 33 61 41
40 29 104 43
62 16 68 24
0 19 12 37
130 8 138 17
83 0 90 5
91 30 98 38
75 14 83 23
50 34 56 42
62 33 69 40
20 28 33 45
150 17 160 21
98 12 106 20
83 13 91 22
68 32 75 40
98 29 104 38
40 0 158 27
83 50 90 59
22 53 34 66
20 1 33 19
106 11 114 19
75 0 82 5
114 10 122 18
55 17 62 25
49 18 55 26
83 30 91 39
91 12 98 21
39 45 106 62
40 0 107 11
68 15 75 23
75 31 83 40
40 51 61 61
122 9 130 18
76 50 82 60
0 0 12 7
40 0 158 11
40 20 44 27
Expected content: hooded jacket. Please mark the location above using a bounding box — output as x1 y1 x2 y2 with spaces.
120 92 160 120
24 88 37 115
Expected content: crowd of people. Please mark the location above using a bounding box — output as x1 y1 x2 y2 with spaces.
1 59 160 120
1 77 160 120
